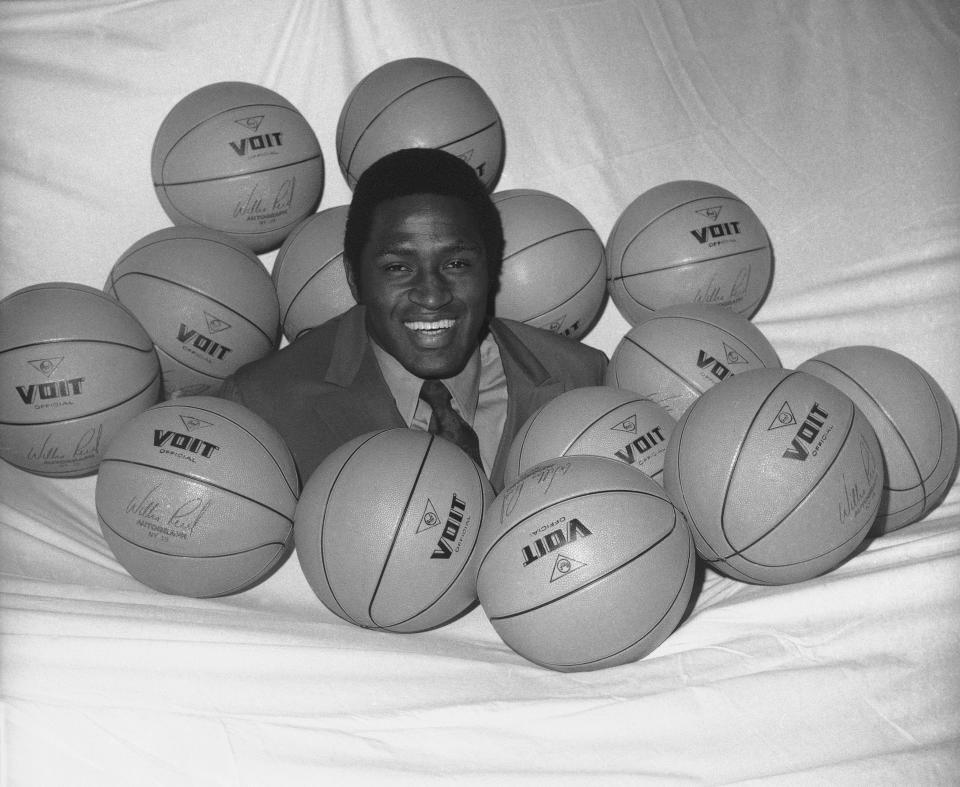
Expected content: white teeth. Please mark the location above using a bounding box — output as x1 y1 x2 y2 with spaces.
405 319 455 332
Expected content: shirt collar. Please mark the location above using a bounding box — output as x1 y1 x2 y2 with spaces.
371 339 483 424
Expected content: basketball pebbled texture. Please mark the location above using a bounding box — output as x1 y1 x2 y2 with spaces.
492 189 607 339
606 179 773 324
663 368 882 584
95 396 299 597
798 345 959 533
606 301 781 419
0 281 161 477
106 225 280 399
336 58 504 190
152 81 324 253
271 204 354 342
503 386 676 488
475 455 695 671
294 428 494 633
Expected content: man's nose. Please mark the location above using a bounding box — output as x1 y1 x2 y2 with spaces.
409 268 452 309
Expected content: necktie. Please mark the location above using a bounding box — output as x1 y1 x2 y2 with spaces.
419 379 483 468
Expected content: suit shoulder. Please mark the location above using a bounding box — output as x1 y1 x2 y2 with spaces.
494 318 607 383
497 318 607 362
225 313 344 398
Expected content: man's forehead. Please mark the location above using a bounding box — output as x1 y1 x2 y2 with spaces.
367 194 485 244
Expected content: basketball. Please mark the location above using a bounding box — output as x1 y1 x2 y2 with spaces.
475 455 695 671
151 81 325 253
798 346 959 534
95 396 299 597
492 189 606 339
0 282 161 477
336 57 504 190
503 386 675 488
105 225 281 399
606 180 773 325
606 302 781 419
663 368 882 584
294 428 494 633
272 204 354 342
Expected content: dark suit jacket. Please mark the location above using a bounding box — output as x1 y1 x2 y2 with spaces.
221 305 607 491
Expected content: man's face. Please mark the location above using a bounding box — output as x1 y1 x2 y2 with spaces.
347 193 490 379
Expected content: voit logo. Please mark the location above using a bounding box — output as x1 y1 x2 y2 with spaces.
695 343 750 382
521 517 593 568
456 149 487 181
16 356 84 408
419 493 469 560
613 418 667 467
547 314 582 338
691 205 742 245
153 413 220 460
774 401 831 461
229 116 284 156
176 312 233 362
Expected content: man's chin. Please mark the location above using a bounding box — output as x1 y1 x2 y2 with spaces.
400 346 472 380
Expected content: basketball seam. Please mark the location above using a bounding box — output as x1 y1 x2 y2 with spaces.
157 101 309 177
1 338 157 356
543 521 693 669
717 371 799 558
148 401 299 499
97 457 296 524
0 369 160 427
97 512 289 559
1 455 91 477
476 487 673 588
720 377 863 561
155 152 323 188
805 358 937 494
503 228 596 262
368 435 433 629
436 119 500 151
614 244 770 281
281 250 346 329
617 196 751 268
671 399 704 543
619 336 701 404
719 507 873 580
384 455 490 631
318 430 388 628
343 75 484 179
486 499 680 622
111 269 277 348
508 246 606 325
630 313 773 365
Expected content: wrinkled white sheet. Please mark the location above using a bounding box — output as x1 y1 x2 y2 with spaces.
1 1 959 783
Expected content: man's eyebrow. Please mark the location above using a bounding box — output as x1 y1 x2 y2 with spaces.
373 239 482 256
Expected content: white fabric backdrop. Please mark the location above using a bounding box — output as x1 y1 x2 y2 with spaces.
1 1 959 784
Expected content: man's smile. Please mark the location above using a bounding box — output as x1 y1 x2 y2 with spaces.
404 318 457 334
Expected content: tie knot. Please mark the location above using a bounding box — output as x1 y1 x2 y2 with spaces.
419 379 453 410
417 379 483 469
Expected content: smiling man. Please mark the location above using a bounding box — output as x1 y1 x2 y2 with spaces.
220 148 607 490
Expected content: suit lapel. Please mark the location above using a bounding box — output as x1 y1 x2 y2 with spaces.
488 319 564 489
312 306 406 442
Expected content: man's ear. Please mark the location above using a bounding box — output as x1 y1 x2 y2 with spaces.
344 258 360 302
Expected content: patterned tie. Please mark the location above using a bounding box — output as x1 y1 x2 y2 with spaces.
419 379 483 468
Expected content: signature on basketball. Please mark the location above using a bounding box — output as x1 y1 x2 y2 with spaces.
695 266 750 307
838 435 881 525
640 389 688 415
167 497 213 536
26 424 103 464
233 177 295 221
499 461 571 523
